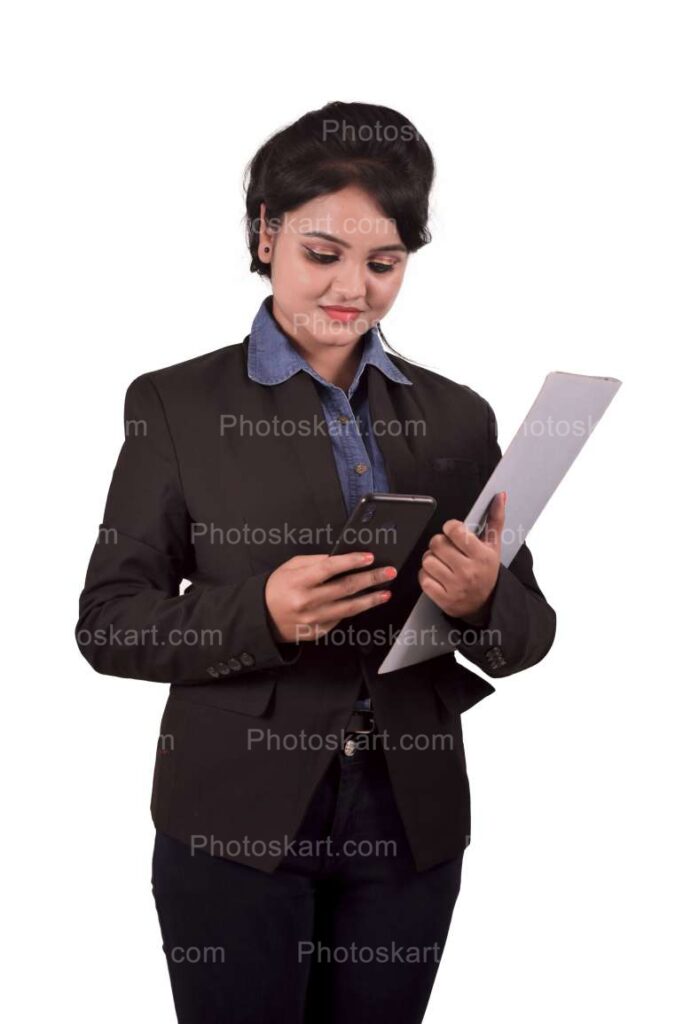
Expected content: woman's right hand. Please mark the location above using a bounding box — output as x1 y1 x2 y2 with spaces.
264 552 397 643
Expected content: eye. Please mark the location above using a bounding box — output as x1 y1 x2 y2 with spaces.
303 247 338 265
303 247 398 275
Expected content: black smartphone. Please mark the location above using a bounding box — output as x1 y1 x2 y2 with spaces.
329 492 437 594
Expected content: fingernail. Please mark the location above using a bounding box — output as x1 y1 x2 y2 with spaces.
384 567 397 579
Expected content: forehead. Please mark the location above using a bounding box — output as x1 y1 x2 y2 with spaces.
282 186 401 247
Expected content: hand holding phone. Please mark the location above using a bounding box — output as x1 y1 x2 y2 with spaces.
264 549 399 644
329 493 437 595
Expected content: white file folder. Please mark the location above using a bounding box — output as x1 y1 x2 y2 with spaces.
377 371 622 674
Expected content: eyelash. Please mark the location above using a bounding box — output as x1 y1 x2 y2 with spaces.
302 247 397 275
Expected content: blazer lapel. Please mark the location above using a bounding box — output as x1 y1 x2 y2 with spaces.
366 363 423 496
269 370 349 538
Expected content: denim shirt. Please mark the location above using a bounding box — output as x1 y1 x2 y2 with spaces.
248 296 413 709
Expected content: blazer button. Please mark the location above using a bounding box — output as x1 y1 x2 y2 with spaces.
207 666 220 678
216 662 231 676
228 657 242 671
239 652 255 667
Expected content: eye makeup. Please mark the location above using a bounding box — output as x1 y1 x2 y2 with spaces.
302 245 398 274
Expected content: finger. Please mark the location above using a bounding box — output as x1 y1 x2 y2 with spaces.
315 564 397 604
418 566 451 605
319 586 393 624
282 554 330 570
283 553 355 572
440 518 480 557
424 531 470 573
420 551 457 592
482 492 506 550
306 551 376 584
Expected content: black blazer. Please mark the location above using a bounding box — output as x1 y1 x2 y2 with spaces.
75 335 556 872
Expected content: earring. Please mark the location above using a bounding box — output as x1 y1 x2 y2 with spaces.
264 246 270 253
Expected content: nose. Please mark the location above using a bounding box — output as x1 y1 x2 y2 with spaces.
332 259 367 303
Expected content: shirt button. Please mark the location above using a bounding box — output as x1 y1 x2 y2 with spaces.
338 414 350 424
354 463 368 475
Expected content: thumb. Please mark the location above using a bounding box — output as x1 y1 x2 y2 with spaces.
482 491 506 550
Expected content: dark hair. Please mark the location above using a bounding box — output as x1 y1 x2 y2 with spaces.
242 100 435 364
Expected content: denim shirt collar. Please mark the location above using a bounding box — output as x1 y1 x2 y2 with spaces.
247 295 413 399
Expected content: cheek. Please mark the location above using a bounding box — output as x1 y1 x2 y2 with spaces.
293 259 333 295
370 266 406 307
272 247 322 293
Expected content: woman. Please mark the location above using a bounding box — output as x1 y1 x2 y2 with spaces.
75 100 556 1023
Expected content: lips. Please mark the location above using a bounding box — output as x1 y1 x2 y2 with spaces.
320 305 364 322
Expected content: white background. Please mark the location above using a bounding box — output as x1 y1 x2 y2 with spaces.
2 1 681 1021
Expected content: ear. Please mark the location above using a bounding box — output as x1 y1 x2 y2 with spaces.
258 202 274 263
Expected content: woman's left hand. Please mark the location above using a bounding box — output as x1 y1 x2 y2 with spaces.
418 491 507 625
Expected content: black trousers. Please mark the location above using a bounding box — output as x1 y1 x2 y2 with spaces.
151 738 466 1023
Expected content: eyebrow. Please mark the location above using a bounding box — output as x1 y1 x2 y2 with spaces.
300 231 408 254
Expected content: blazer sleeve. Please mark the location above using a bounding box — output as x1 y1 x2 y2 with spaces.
444 400 557 678
75 372 302 683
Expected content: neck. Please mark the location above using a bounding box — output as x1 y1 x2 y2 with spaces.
271 298 367 392
304 345 362 393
